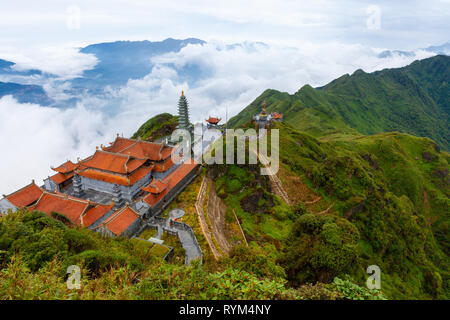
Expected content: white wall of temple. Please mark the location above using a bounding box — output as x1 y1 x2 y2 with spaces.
80 171 153 201
43 178 59 192
0 198 17 214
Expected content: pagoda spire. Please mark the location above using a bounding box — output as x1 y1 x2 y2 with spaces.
177 90 191 131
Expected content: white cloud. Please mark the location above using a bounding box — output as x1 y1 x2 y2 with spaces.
0 96 114 195
0 45 98 79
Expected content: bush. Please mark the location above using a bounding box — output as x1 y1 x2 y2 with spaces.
279 214 360 285
66 250 143 277
225 244 286 280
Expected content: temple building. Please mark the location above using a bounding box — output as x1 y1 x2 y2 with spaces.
1 92 200 238
205 116 222 129
95 205 141 237
271 112 283 122
0 181 43 214
252 100 283 128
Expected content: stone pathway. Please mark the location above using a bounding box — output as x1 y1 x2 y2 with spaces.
147 217 203 265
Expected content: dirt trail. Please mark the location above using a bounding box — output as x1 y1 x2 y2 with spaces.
255 150 291 205
207 182 232 254
195 176 222 260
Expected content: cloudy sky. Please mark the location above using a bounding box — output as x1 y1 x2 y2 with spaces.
1 0 449 49
0 0 449 194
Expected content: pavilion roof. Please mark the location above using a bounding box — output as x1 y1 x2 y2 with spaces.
96 206 140 236
78 165 153 186
142 179 168 194
50 172 75 185
143 160 198 206
103 137 173 161
83 203 114 228
80 150 146 174
272 112 283 119
206 116 221 124
29 191 112 227
5 181 44 208
51 160 78 174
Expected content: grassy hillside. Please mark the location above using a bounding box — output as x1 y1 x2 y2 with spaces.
131 113 178 141
228 55 449 150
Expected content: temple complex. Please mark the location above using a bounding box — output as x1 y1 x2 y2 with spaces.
0 91 200 239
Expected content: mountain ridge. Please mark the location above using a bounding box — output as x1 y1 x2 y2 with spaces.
228 55 450 150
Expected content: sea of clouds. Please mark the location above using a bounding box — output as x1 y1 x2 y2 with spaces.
0 41 435 194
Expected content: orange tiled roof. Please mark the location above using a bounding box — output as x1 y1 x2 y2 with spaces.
160 146 173 160
121 142 174 161
129 166 154 184
29 192 89 225
5 182 44 208
206 116 221 124
143 160 198 206
99 206 139 236
103 137 136 153
82 204 114 228
153 156 175 172
142 179 168 194
51 160 78 174
78 165 153 186
272 112 283 119
50 172 75 185
80 150 146 174
104 137 173 161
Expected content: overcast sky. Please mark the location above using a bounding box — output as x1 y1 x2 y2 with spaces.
0 0 449 49
0 0 449 195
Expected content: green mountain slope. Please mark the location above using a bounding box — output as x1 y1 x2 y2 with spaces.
228 55 449 150
209 122 449 299
276 123 449 299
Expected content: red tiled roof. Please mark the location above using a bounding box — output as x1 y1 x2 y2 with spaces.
6 182 44 208
52 160 78 174
29 192 89 225
206 116 221 124
100 206 140 236
82 204 114 228
142 179 168 194
50 172 74 185
143 161 198 206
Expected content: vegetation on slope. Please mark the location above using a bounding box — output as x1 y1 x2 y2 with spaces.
131 113 178 141
228 55 449 150
204 121 448 299
275 122 449 299
0 209 382 300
